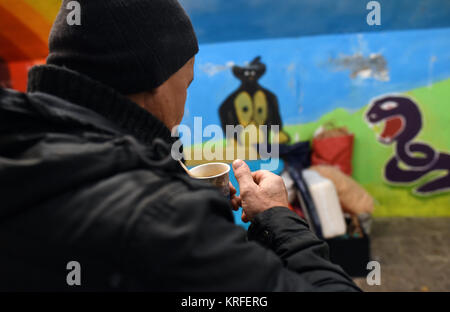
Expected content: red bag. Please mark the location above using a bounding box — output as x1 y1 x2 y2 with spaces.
311 127 354 176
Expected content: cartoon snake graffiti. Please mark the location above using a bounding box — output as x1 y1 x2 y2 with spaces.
366 95 450 195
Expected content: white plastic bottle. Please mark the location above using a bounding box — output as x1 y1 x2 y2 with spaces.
302 169 347 239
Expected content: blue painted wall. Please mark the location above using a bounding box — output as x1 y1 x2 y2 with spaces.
181 27 450 141
180 1 450 220
180 0 450 44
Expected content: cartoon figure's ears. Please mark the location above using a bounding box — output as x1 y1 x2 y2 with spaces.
232 56 266 78
251 56 266 75
250 56 262 65
232 66 244 78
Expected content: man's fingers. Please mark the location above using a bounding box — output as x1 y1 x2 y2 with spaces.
231 196 241 211
229 182 237 197
251 170 272 184
241 210 249 223
232 159 255 193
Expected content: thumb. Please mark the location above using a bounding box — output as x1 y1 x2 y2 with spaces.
233 159 255 192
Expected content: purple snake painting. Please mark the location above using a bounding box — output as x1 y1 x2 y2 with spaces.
366 95 450 195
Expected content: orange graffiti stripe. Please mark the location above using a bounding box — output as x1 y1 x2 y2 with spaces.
22 0 62 24
0 0 52 44
0 33 29 61
0 5 48 61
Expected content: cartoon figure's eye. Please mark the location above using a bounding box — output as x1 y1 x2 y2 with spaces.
253 90 268 126
244 71 250 76
380 101 398 110
234 92 253 127
251 71 256 76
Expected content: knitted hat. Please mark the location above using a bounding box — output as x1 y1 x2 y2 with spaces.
47 0 198 94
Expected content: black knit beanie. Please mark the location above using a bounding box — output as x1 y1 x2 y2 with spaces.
47 0 199 94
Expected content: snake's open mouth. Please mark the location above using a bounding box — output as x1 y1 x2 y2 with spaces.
379 116 404 143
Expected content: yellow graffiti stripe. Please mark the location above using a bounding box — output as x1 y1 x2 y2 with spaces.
21 0 62 24
0 0 55 43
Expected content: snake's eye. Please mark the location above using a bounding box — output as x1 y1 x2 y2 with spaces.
380 101 398 110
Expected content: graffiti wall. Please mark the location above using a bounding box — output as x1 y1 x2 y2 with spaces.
181 27 450 217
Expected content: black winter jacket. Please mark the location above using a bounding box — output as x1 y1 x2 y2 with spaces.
0 65 360 292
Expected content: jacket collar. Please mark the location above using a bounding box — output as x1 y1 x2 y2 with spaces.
27 64 175 147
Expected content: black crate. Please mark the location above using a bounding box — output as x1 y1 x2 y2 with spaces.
325 233 371 277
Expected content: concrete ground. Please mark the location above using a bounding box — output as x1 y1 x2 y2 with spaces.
353 217 450 292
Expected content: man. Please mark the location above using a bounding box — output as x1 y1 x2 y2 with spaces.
0 0 360 291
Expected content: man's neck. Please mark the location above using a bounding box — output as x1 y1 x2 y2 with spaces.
27 64 175 147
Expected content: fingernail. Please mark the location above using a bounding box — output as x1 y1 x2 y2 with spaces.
233 159 243 169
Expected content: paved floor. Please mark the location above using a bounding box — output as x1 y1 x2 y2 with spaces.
353 217 450 292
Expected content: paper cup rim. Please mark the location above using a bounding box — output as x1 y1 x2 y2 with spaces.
190 162 231 180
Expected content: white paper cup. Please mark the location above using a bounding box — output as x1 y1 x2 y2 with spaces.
189 162 231 198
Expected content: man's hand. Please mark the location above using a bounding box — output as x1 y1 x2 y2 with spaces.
231 159 289 223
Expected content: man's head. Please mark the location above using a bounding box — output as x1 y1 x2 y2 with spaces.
47 0 198 129
129 56 195 130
